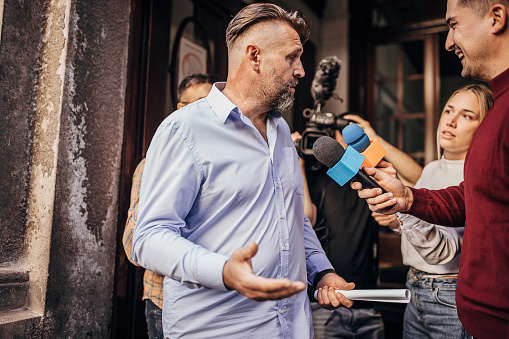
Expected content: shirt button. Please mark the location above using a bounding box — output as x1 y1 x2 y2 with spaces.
279 309 284 314
280 214 284 219
276 183 280 189
282 246 286 251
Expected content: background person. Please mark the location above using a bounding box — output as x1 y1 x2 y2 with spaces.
353 0 509 337
132 4 354 338
294 129 385 339
291 131 317 227
175 73 218 110
122 73 218 339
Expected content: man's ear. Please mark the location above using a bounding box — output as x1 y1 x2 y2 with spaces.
246 44 260 72
490 4 508 34
177 102 185 110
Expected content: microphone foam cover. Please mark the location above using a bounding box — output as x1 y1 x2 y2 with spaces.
312 136 345 168
342 124 370 152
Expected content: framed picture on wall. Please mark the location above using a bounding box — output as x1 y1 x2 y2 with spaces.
178 37 207 86
169 17 210 105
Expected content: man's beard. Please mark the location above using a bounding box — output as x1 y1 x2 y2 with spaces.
261 72 298 113
456 45 490 82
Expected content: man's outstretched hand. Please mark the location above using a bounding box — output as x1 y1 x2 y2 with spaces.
223 242 306 301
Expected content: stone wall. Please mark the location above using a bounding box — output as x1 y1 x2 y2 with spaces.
0 0 131 337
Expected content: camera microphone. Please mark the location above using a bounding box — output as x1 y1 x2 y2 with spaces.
297 56 349 157
312 136 386 192
311 56 342 108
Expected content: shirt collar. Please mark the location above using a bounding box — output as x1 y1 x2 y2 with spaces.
206 82 283 127
206 82 239 124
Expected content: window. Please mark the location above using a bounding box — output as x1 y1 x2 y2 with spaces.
371 30 476 166
374 39 428 165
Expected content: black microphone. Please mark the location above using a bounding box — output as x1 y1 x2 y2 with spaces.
312 136 386 192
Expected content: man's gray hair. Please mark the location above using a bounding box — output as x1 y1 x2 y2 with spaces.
225 3 310 51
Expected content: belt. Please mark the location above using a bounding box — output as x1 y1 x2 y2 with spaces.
409 268 458 279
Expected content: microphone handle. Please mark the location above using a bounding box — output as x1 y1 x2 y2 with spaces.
352 170 387 193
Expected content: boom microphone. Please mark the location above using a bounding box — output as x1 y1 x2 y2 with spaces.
296 56 345 157
310 56 342 108
313 136 386 191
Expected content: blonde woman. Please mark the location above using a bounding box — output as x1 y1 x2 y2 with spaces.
382 84 493 338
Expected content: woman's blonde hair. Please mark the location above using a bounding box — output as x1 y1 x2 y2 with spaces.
436 83 494 158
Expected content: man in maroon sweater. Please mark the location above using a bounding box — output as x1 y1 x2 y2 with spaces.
352 0 509 338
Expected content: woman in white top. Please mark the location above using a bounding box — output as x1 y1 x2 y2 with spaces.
372 84 493 338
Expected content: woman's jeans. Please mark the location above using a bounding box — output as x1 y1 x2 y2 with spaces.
403 268 467 339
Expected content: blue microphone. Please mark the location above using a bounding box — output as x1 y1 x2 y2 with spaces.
342 124 387 168
342 124 370 152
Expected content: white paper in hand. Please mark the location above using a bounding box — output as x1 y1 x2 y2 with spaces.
313 289 410 303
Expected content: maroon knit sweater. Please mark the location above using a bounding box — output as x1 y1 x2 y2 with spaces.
408 68 509 338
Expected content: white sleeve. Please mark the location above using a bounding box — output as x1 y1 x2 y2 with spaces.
398 213 463 265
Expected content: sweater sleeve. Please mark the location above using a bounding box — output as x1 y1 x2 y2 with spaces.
407 181 466 227
122 158 146 266
398 213 463 265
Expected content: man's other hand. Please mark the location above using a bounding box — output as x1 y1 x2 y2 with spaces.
223 242 306 301
315 273 355 309
372 212 400 231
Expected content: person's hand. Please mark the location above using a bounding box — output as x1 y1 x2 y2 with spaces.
291 131 305 165
343 114 377 140
315 273 355 309
351 167 414 214
376 159 398 178
372 212 400 231
223 242 306 301
291 131 302 143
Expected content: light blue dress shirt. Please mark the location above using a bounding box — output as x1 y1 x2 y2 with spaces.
133 83 332 338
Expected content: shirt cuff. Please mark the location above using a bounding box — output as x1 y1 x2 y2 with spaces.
307 253 334 286
196 252 229 290
396 212 414 230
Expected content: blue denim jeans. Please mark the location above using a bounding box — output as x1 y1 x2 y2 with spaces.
311 302 384 339
403 269 467 339
145 299 164 339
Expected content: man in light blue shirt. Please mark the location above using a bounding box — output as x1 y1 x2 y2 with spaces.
132 3 354 338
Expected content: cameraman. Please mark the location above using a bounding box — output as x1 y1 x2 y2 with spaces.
294 128 384 339
291 131 317 227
